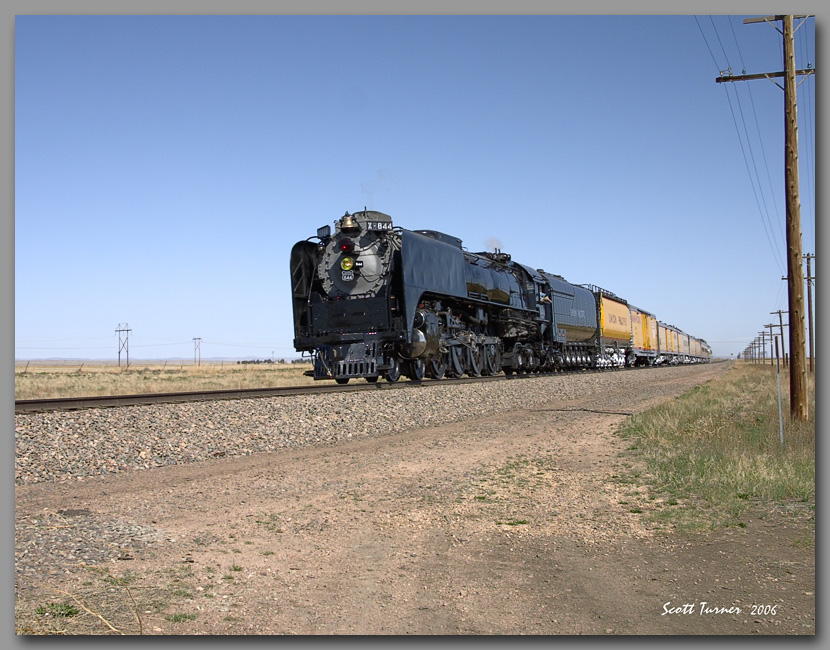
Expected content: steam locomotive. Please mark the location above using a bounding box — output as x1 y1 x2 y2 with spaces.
290 210 711 384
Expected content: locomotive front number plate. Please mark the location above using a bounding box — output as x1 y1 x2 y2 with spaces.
365 221 393 231
341 270 355 281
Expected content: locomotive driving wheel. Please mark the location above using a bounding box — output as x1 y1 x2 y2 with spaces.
406 358 425 381
465 345 482 378
426 356 446 379
482 343 501 376
447 346 464 378
384 357 401 383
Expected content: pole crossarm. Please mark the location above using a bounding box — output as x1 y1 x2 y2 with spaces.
716 68 814 84
743 15 812 23
719 15 816 89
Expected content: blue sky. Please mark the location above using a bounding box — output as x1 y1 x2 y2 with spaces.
14 14 817 361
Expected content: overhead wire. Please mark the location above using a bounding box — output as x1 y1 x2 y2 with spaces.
726 16 787 261
695 16 787 278
694 15 796 354
710 16 787 276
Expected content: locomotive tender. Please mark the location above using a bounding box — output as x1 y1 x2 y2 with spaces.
290 210 711 384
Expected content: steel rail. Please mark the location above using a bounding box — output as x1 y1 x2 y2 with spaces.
13 374 503 413
15 362 712 414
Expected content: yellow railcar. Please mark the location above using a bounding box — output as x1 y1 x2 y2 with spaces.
599 294 631 345
679 331 691 356
657 322 678 357
629 306 658 362
690 337 701 358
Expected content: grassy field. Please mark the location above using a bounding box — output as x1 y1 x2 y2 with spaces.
615 362 815 534
14 361 317 400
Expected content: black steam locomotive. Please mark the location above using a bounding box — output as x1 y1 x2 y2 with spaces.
290 210 709 383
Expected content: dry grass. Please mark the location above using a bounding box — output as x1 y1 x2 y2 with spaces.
14 362 317 400
616 362 815 531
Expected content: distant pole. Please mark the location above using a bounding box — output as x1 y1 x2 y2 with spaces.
775 335 785 445
193 338 202 367
771 310 789 368
759 331 767 365
116 323 131 368
804 253 815 372
766 324 777 365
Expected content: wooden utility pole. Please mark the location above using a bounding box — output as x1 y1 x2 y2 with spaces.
783 14 808 420
758 325 767 366
766 324 777 365
716 15 814 422
771 310 788 368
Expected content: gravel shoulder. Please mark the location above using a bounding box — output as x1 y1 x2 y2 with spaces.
14 364 815 635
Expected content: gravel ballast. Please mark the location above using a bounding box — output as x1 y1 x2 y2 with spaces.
14 369 697 486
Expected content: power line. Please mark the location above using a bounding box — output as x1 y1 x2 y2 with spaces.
705 15 787 274
727 17 787 260
717 82 786 275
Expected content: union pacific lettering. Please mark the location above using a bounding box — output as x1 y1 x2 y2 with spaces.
607 314 629 327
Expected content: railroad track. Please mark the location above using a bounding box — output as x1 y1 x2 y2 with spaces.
15 363 713 414
13 374 507 413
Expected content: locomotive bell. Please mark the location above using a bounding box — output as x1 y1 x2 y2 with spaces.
340 212 360 233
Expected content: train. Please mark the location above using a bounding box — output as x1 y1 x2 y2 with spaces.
290 210 711 384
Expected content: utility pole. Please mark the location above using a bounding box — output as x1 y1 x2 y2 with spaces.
773 334 785 445
804 253 815 372
766 323 777 365
193 338 202 367
716 15 814 422
759 331 767 365
771 310 788 368
116 323 131 368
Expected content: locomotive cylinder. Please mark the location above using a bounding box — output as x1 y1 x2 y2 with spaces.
400 309 440 359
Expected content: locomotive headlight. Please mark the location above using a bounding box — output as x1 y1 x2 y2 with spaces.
340 257 355 271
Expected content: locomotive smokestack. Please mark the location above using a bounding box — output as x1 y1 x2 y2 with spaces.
485 237 502 252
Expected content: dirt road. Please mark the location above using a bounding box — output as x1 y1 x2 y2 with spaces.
14 363 815 635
